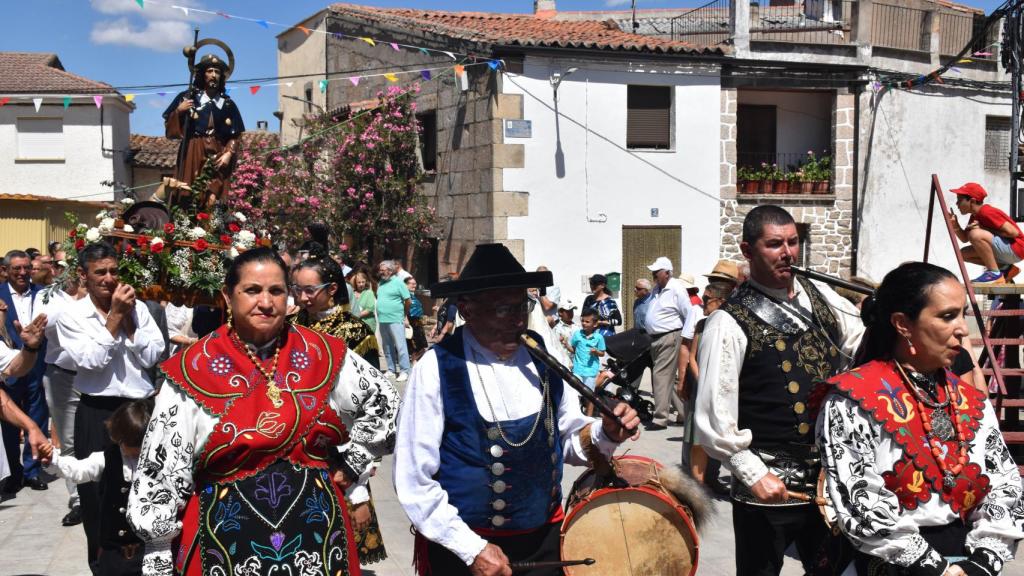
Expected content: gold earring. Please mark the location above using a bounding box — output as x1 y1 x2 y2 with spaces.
226 307 233 329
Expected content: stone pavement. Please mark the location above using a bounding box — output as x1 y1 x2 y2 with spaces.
2 375 1023 576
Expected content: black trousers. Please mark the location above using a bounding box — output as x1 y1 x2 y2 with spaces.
75 394 131 571
733 501 830 576
95 544 143 576
424 522 561 576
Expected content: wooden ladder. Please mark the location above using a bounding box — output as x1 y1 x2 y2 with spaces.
923 175 1024 473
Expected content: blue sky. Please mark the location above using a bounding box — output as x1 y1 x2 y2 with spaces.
4 0 1007 135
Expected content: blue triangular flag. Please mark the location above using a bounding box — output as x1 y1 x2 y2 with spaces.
488 60 500 70
421 70 432 80
419 47 430 55
257 20 269 29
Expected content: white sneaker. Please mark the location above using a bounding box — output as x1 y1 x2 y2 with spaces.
384 371 397 379
396 372 409 382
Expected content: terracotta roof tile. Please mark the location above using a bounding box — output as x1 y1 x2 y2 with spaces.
130 131 281 169
0 52 117 95
0 193 109 207
327 4 726 55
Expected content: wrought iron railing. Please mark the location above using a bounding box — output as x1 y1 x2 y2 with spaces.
670 0 731 46
749 0 855 46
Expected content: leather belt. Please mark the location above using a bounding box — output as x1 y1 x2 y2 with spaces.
649 328 681 341
731 445 821 506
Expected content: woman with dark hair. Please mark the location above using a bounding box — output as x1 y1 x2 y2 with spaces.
128 247 399 576
581 273 621 338
818 262 1023 576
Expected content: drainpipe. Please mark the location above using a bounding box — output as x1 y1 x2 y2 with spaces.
851 84 862 276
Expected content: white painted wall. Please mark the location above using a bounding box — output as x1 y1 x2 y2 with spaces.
858 86 1012 281
0 101 131 201
737 89 832 161
502 57 723 307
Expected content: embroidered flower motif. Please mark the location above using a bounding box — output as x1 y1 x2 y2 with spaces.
290 350 311 371
208 355 234 376
255 412 286 439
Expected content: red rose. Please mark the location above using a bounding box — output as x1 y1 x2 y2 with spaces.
194 239 209 252
228 222 241 233
68 229 77 238
164 223 175 234
151 241 165 254
220 234 232 244
196 212 210 221
125 244 134 255
74 239 85 250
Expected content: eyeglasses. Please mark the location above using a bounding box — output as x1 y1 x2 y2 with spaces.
488 300 536 319
291 283 330 297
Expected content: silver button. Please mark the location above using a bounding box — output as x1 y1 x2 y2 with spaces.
492 514 506 527
493 480 507 494
491 463 506 476
487 428 500 441
118 530 126 537
550 453 557 464
552 471 558 481
489 445 504 458
120 487 129 494
119 507 126 514
548 436 554 447
492 499 507 511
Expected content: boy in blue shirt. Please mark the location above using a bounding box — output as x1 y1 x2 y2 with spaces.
568 308 606 394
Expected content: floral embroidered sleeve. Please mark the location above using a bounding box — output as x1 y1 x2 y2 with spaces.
329 350 400 493
128 383 203 576
818 393 948 576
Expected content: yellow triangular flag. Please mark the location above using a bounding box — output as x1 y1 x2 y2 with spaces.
361 37 375 47
384 73 398 82
125 94 136 103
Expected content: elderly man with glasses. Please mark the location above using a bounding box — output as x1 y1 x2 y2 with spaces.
394 243 640 576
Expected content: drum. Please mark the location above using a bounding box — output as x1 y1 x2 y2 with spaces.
561 455 699 576
817 468 840 535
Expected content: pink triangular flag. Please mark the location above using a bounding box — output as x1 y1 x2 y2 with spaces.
93 95 103 108
250 85 261 95
390 42 400 51
33 98 42 112
349 76 360 86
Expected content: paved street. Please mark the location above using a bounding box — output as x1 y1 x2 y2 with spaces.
2 375 1023 576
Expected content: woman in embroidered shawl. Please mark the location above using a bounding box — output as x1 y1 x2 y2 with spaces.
127 248 399 576
291 247 388 565
817 262 1023 576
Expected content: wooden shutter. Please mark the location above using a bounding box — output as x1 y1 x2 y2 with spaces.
627 86 671 149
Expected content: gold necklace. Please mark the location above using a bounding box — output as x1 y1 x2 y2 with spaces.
234 330 285 408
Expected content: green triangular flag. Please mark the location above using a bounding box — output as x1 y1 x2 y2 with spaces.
319 79 327 93
63 97 71 109
136 0 143 7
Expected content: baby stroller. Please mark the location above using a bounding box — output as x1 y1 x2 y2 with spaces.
599 329 655 422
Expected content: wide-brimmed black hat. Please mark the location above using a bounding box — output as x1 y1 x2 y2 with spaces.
430 243 552 297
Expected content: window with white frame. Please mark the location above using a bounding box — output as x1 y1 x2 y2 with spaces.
17 117 64 160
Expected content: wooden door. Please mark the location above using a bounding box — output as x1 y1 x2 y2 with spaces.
621 226 682 329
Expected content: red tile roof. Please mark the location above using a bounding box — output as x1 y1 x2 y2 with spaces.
326 4 726 55
0 52 117 95
0 193 109 207
130 131 281 169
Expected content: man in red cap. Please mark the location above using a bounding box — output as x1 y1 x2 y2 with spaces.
948 182 1024 284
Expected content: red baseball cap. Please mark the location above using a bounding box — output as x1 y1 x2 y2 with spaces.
950 182 987 202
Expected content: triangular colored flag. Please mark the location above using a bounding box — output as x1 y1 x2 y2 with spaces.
135 0 143 7
298 25 312 36
454 65 465 75
443 51 456 60
285 82 293 88
488 60 500 70
360 37 375 47
390 42 400 51
384 73 398 82
216 11 230 19
951 67 962 74
419 47 430 55
249 85 261 95
33 98 42 112
93 95 103 108
974 51 992 57
319 79 328 93
349 76 360 86
257 20 269 29
332 33 344 40
958 58 973 63
225 87 232 95
177 6 189 17
421 70 432 81
63 97 71 109
0 97 9 107
125 94 136 103
157 91 166 97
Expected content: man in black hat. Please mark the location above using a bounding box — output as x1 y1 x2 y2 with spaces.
162 53 245 208
394 243 640 576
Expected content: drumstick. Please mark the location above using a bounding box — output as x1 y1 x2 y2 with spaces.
511 558 596 571
519 334 634 433
786 490 829 506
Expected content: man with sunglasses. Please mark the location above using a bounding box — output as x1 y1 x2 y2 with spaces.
394 243 640 576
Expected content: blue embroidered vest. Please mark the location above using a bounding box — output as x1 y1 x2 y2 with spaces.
434 328 564 532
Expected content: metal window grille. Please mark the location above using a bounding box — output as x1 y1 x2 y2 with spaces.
627 85 672 150
985 116 1010 172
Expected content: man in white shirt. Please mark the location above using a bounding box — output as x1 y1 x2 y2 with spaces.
394 243 639 576
56 242 165 568
0 310 51 487
694 205 864 576
643 256 697 429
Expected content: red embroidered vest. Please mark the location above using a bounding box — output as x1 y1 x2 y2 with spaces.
828 360 990 519
161 324 349 484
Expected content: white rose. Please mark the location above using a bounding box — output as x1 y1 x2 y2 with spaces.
77 223 88 231
85 228 101 242
121 198 135 206
234 212 247 223
150 237 165 248
95 211 105 221
189 226 207 240
229 247 240 258
123 224 134 233
99 217 116 232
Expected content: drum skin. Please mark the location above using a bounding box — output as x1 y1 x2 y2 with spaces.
561 456 699 576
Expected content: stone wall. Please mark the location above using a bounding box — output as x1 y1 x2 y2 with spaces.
718 90 855 277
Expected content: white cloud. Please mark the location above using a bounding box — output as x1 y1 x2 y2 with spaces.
91 17 194 52
89 0 212 52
